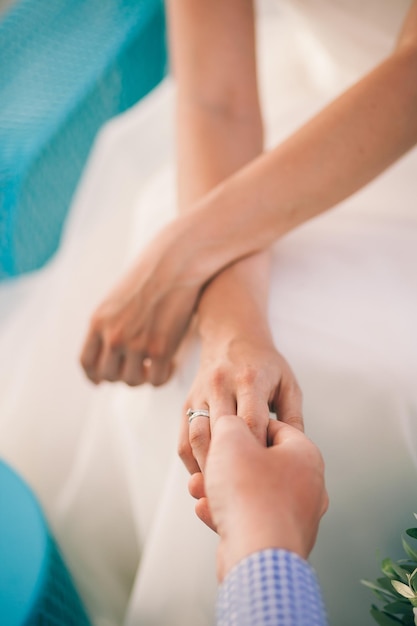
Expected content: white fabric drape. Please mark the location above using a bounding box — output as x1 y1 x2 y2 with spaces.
1 2 416 625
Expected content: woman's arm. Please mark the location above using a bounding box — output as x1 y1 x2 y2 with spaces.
80 0 268 386
171 2 417 280
167 0 303 470
167 0 269 358
167 0 263 210
81 1 417 399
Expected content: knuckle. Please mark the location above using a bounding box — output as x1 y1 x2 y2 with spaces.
189 425 207 450
236 366 258 388
243 414 258 431
147 335 168 360
243 412 267 434
90 307 109 332
285 413 304 431
106 328 125 350
89 313 102 332
208 368 227 391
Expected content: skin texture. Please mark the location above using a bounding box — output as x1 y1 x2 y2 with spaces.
180 337 303 474
80 2 417 469
81 0 304 462
188 415 328 582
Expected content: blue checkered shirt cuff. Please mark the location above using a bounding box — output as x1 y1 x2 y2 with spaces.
217 548 328 626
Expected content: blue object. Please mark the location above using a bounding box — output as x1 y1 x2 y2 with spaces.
0 0 167 279
0 459 91 625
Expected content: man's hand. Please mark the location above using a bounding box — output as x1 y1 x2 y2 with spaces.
189 416 328 582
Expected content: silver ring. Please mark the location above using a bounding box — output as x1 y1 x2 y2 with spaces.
187 408 210 423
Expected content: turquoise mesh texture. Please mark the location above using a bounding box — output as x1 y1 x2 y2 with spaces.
25 537 91 626
0 0 167 279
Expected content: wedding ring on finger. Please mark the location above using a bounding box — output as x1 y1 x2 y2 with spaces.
187 408 210 424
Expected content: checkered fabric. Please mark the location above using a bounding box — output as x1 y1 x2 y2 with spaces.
217 549 328 626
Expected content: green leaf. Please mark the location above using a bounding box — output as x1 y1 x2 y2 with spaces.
408 569 417 592
398 563 417 574
392 564 412 584
383 601 415 615
362 579 398 600
392 581 417 599
403 538 417 562
370 605 408 625
383 559 401 580
406 529 417 541
378 578 405 597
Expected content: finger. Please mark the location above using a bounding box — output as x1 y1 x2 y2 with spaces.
188 472 206 500
211 413 257 452
205 380 236 429
80 331 102 380
178 411 201 475
273 379 304 432
236 387 270 446
189 412 211 472
195 497 216 532
120 352 146 386
145 290 197 382
146 356 174 387
97 343 124 382
266 418 307 448
180 371 236 474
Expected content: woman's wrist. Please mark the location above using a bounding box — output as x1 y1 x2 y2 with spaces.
198 311 272 349
196 249 272 342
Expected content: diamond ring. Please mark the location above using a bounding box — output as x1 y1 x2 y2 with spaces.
186 408 210 423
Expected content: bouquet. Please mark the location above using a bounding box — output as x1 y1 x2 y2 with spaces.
362 514 417 625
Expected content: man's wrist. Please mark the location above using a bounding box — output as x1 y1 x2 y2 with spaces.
218 512 308 580
217 549 328 626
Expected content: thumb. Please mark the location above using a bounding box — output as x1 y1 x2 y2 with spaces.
267 418 307 448
211 414 259 453
273 380 304 432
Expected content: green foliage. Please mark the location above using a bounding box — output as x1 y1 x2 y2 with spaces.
362 516 417 626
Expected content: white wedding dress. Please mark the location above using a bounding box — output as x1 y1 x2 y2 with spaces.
1 1 416 625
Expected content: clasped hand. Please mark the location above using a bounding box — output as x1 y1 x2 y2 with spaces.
80 221 202 386
189 415 328 581
179 335 303 474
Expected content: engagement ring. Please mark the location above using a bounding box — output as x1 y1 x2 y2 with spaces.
186 408 210 423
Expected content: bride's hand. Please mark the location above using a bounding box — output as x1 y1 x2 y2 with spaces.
178 334 303 474
80 222 203 386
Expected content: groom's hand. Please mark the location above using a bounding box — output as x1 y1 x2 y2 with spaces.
189 415 328 581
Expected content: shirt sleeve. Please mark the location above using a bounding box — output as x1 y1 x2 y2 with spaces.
216 548 328 626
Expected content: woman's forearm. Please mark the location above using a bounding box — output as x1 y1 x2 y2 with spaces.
175 98 273 339
174 38 417 284
168 0 273 338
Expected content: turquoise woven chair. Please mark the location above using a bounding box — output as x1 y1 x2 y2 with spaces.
0 0 167 279
0 459 91 625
